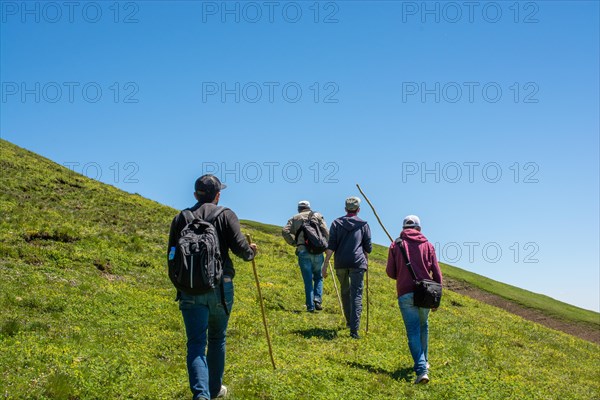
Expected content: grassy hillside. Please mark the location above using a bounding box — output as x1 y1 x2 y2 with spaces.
244 220 600 328
436 263 599 327
1 139 599 399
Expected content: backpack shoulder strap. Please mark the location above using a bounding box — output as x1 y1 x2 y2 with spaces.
205 205 227 224
397 238 418 281
181 209 195 224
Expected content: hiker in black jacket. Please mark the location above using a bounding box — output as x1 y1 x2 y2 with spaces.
168 174 257 400
322 197 372 339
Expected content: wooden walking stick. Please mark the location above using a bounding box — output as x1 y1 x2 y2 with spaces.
356 184 394 243
246 234 276 370
356 184 396 335
328 259 344 318
365 261 369 334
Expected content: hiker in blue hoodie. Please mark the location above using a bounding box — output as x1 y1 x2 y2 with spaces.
322 197 372 339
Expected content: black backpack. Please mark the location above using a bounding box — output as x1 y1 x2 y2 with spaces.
301 212 328 254
169 206 226 295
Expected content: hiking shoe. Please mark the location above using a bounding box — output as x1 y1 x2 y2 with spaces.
350 331 360 339
211 385 228 399
307 308 315 313
414 373 429 384
314 301 323 311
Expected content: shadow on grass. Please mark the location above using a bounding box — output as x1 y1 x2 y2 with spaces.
265 305 304 314
264 298 306 314
292 328 339 340
346 361 414 382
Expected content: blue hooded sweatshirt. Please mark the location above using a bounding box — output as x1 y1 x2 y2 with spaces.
327 214 372 269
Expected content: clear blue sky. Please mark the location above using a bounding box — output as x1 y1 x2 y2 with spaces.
2 1 598 311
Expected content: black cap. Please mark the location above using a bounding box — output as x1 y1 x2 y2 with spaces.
195 174 227 197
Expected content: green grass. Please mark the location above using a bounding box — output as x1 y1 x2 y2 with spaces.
436 263 600 327
1 139 599 399
242 220 600 328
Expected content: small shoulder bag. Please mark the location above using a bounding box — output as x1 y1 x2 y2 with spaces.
397 239 442 308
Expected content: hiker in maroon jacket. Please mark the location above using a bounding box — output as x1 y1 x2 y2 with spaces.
386 215 442 385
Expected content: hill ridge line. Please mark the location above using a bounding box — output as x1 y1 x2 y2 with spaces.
2 138 598 345
240 220 600 344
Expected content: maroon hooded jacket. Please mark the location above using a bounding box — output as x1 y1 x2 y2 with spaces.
386 228 443 297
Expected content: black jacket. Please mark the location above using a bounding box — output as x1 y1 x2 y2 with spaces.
327 214 372 269
168 202 255 279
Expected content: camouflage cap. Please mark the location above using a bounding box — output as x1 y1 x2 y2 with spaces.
345 196 361 212
195 174 227 196
298 200 311 209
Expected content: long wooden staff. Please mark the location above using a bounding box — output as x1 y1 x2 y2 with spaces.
246 234 276 370
356 184 394 242
365 260 369 334
328 259 344 318
356 184 396 335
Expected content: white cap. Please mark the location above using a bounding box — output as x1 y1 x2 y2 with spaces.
403 215 421 228
298 200 311 209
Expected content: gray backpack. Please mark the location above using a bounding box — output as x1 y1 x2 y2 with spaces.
169 206 225 294
301 212 328 254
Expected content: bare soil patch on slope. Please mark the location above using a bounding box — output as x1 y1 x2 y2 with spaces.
445 278 600 345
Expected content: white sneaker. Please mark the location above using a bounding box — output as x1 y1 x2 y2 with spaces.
211 385 228 399
415 373 429 384
426 362 430 369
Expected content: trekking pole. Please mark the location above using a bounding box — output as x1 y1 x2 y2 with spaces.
246 234 276 370
356 184 395 336
328 260 344 318
365 263 369 334
356 184 394 243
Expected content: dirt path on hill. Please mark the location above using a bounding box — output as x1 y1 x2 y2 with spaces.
445 278 600 345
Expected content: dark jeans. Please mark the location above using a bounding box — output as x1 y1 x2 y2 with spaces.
335 268 365 333
179 278 234 400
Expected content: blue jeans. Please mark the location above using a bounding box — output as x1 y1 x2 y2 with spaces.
297 250 324 311
398 292 430 376
179 278 234 400
336 268 364 333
